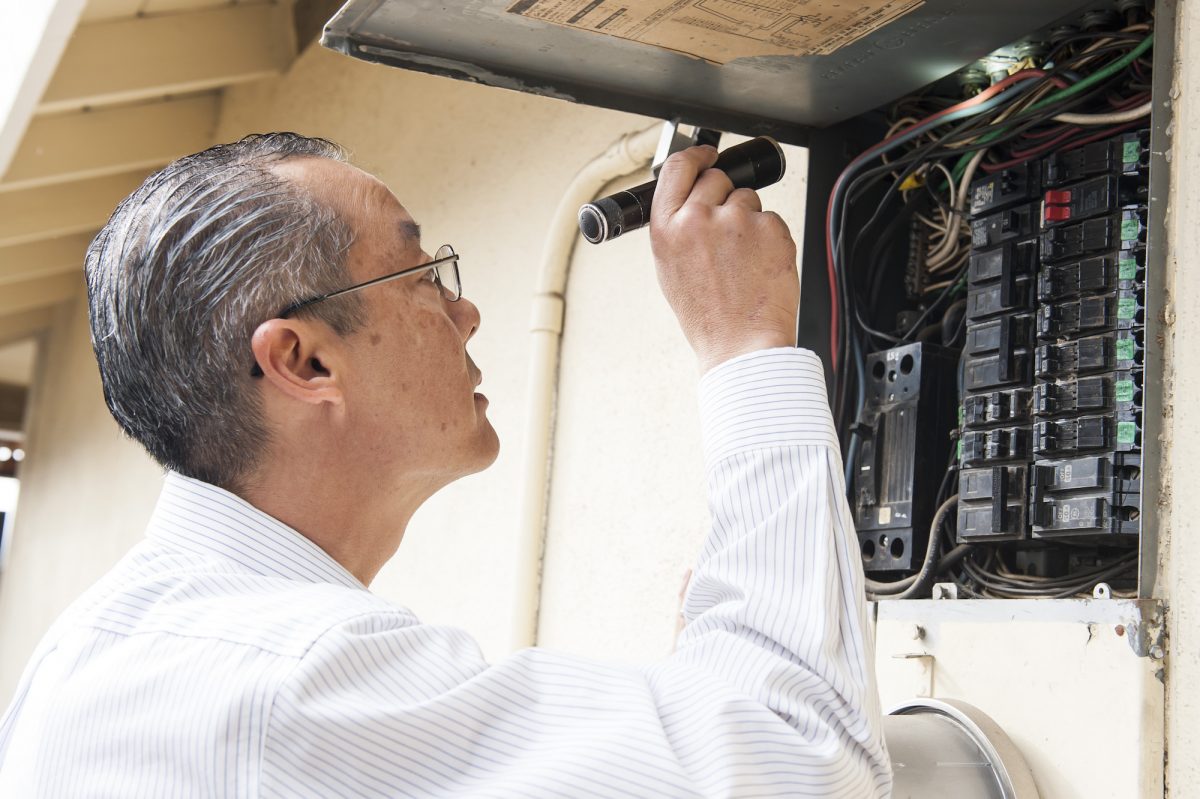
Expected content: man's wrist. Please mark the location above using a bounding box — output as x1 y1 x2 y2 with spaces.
696 332 797 374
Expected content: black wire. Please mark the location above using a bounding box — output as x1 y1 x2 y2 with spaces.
960 554 1136 598
1044 30 1144 65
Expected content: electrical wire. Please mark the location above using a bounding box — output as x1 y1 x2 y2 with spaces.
866 495 964 600
825 69 1053 368
948 34 1154 181
1053 99 1152 124
958 551 1137 599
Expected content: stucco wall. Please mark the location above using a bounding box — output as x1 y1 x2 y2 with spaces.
1162 0 1199 794
0 291 163 695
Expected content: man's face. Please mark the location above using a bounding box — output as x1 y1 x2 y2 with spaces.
277 157 499 486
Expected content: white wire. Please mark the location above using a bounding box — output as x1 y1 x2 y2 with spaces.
926 150 985 272
1053 100 1152 125
930 162 958 211
886 116 920 139
929 248 969 277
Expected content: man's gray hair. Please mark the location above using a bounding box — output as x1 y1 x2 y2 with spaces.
85 133 365 491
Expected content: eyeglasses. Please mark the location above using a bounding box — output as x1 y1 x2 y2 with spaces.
250 244 460 377
281 243 461 318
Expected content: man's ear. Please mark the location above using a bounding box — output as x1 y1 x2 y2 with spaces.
250 319 345 406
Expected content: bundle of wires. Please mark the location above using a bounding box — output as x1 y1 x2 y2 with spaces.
839 19 1154 598
955 548 1138 599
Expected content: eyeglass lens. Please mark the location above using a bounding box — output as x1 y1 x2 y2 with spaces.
434 244 461 301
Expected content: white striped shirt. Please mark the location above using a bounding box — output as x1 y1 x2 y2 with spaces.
0 348 891 797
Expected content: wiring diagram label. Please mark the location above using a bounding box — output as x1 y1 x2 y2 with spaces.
506 0 925 64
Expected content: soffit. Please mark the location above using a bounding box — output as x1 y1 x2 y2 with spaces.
0 0 298 346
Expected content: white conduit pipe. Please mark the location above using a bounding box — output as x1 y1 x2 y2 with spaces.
510 124 662 652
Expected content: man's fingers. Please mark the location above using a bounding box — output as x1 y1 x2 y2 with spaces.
687 168 736 208
724 187 763 212
652 146 719 224
678 568 693 602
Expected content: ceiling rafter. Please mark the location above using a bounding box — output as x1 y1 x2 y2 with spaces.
0 171 146 248
1 94 219 193
39 2 295 115
0 308 56 350
0 272 83 319
0 233 95 284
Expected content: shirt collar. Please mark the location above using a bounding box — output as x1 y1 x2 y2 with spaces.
146 471 366 591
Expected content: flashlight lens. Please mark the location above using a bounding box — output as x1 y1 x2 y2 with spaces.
579 206 605 243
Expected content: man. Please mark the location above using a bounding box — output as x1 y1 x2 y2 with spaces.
0 133 891 796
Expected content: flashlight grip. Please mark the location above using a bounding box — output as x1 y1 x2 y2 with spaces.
578 136 786 245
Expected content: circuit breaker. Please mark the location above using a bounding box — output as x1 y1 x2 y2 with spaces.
958 131 1148 542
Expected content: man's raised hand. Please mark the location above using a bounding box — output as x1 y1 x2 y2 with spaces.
649 145 800 373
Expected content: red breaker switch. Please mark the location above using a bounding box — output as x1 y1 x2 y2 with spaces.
1044 189 1073 223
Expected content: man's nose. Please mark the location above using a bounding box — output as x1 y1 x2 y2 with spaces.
453 295 481 342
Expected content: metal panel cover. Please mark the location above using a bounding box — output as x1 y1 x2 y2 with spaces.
322 0 1111 145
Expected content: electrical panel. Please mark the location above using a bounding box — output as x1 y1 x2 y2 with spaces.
958 130 1147 546
832 4 1157 599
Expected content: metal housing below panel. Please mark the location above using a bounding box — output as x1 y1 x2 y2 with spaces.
323 0 1118 146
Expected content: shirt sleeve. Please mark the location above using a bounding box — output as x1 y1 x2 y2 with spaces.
670 346 891 795
259 347 891 799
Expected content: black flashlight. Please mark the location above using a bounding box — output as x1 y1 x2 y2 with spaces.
578 136 786 245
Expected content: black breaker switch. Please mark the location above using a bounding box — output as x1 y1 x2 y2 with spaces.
965 351 1032 391
972 203 1039 250
957 465 1028 541
1042 131 1150 187
967 280 1033 321
962 426 1031 466
963 388 1032 426
1037 251 1144 302
1042 206 1147 262
969 238 1039 285
1035 331 1142 378
970 161 1042 216
1036 373 1143 416
965 313 1034 356
1035 416 1112 455
1029 454 1142 537
1037 292 1142 339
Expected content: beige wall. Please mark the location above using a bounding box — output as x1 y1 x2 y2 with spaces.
1162 0 1200 795
0 291 162 694
2 10 1198 796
